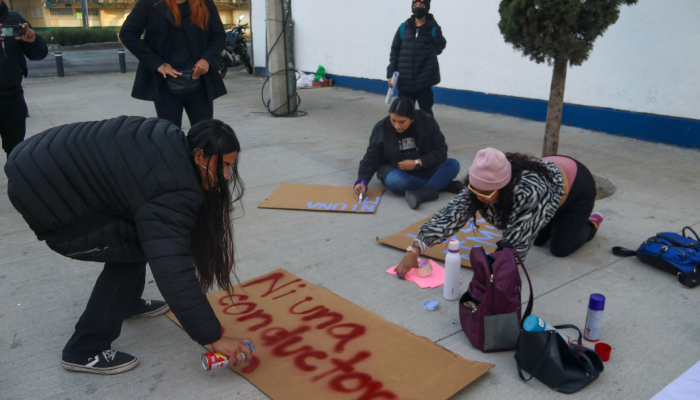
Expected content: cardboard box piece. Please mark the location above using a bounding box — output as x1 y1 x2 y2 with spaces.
259 183 384 214
377 214 503 267
166 269 493 400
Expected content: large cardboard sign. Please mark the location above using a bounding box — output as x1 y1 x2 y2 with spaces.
377 215 503 268
258 183 384 214
166 269 493 400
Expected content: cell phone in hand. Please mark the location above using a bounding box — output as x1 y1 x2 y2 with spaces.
0 25 24 38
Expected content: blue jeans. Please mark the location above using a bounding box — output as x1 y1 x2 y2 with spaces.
381 158 460 195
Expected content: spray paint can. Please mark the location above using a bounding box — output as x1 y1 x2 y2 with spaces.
202 340 255 371
443 239 461 301
584 294 606 342
523 315 570 345
202 352 231 371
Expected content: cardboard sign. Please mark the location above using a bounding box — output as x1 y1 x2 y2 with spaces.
258 183 384 214
377 215 503 268
166 269 493 400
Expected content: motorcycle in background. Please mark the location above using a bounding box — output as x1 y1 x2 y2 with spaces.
218 15 253 78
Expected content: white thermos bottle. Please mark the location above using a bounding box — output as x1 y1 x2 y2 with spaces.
443 239 461 300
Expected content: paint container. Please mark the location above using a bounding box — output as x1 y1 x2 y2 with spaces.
202 340 255 371
202 352 231 371
584 294 606 342
443 240 461 301
423 300 439 311
415 259 433 278
523 315 570 345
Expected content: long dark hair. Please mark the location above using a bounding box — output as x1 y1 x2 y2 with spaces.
386 96 424 164
187 120 244 295
463 152 555 231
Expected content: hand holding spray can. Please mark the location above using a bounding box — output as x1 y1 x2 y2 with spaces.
202 340 255 371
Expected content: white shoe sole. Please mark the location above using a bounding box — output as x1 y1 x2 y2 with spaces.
61 358 139 375
137 304 170 317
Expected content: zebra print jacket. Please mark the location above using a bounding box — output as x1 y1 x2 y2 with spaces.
415 160 564 260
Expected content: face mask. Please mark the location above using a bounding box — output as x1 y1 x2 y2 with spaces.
412 7 427 19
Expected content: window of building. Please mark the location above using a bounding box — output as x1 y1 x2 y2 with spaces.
31 6 44 19
49 8 74 17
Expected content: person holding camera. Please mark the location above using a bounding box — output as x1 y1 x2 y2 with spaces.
387 0 446 117
0 0 48 157
120 0 227 128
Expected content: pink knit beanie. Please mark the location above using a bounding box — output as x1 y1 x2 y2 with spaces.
468 148 512 191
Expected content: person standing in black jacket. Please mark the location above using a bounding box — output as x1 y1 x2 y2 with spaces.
5 116 254 374
355 97 462 209
387 0 446 117
0 0 47 157
120 0 227 128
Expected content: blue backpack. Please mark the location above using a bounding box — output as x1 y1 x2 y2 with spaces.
614 227 700 288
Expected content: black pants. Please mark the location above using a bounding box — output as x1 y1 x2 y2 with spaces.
399 87 434 117
63 261 146 358
154 84 213 128
0 89 28 156
534 159 598 257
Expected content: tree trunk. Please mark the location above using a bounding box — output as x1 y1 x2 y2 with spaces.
542 59 568 157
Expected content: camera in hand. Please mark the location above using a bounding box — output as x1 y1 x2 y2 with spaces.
0 25 24 38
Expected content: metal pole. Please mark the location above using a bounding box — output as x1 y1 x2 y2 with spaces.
55 51 65 77
118 49 126 73
80 0 89 28
282 0 297 114
266 0 287 115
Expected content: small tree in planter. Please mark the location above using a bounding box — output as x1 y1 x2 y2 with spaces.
498 0 637 156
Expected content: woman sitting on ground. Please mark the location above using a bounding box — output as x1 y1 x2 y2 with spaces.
354 96 463 209
395 148 603 278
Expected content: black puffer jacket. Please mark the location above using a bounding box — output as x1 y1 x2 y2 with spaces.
387 14 446 93
357 111 447 183
0 2 48 92
4 116 222 346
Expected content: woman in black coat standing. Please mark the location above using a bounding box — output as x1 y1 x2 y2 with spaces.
5 117 253 374
120 0 227 128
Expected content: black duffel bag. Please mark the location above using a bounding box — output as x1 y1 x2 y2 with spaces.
514 324 604 394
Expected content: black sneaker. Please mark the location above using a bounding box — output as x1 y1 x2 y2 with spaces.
441 180 465 194
62 350 138 375
126 298 170 318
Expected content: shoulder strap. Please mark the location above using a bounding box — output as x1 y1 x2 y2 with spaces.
514 251 534 320
431 26 437 38
399 22 406 40
612 246 637 257
683 226 700 241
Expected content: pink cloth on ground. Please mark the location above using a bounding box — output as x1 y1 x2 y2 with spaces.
386 259 460 289
543 156 577 190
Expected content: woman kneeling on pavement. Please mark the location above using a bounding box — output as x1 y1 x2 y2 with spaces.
395 148 603 278
4 117 253 374
355 97 463 209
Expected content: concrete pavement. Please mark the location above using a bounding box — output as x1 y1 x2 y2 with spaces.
1 71 699 400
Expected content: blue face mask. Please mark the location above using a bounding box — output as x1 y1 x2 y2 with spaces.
412 7 427 19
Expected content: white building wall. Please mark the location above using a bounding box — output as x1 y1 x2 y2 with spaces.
252 0 700 120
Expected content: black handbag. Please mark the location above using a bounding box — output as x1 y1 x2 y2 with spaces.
166 71 200 95
514 324 604 394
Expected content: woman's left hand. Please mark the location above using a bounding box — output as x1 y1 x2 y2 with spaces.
398 160 416 171
193 59 210 79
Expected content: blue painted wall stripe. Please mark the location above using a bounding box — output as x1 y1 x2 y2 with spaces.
325 73 700 149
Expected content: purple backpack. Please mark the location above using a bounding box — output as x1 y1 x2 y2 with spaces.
459 243 533 352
